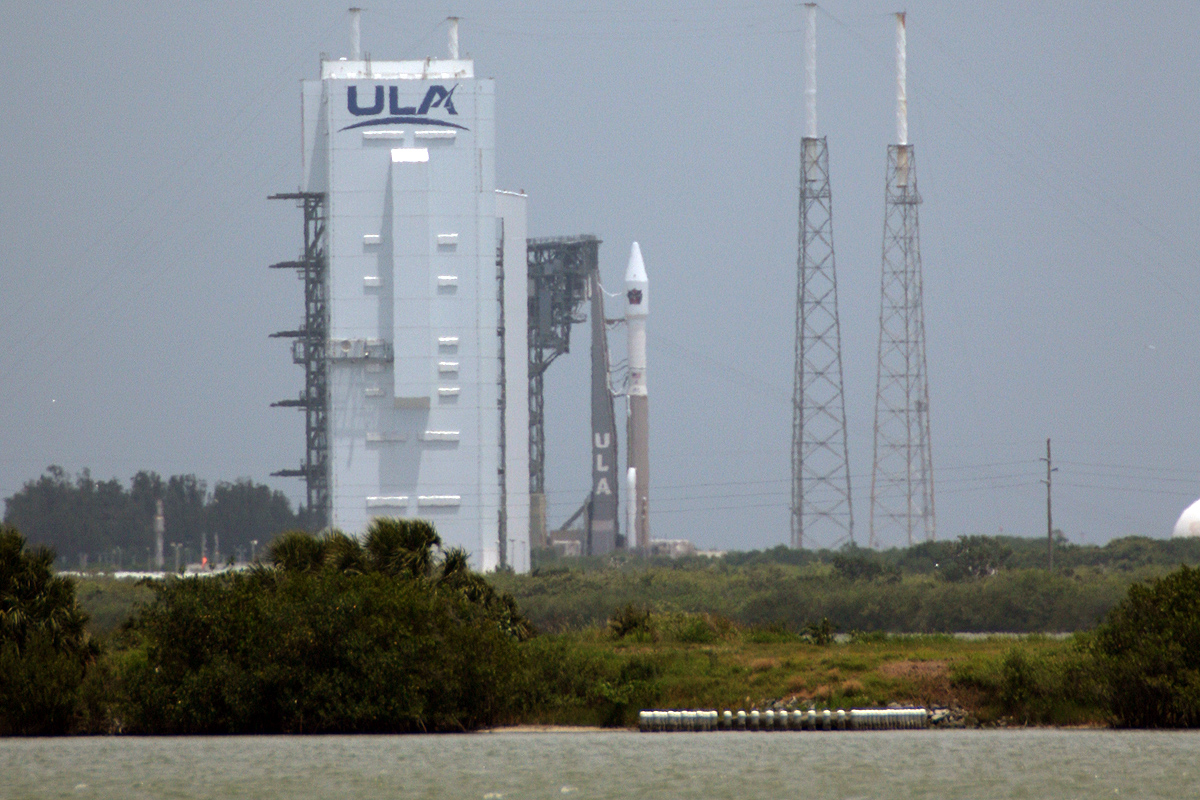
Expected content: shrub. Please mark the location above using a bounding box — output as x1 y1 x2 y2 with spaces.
1092 565 1200 727
672 615 718 644
609 604 654 640
119 523 532 734
804 617 834 646
950 641 1103 725
121 569 526 733
941 536 1013 582
0 526 99 735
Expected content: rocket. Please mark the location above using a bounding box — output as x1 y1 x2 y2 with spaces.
625 242 650 551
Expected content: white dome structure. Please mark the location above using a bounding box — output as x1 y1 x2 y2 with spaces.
1172 498 1200 538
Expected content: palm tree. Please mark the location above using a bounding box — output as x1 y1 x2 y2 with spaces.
323 530 366 574
364 519 441 579
0 526 98 735
438 547 471 583
267 530 328 574
0 526 92 656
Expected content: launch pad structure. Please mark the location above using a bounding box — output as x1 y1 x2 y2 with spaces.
525 235 621 554
264 8 959 560
267 19 623 566
271 219 623 562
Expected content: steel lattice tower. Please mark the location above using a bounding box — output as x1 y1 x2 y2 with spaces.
792 5 853 549
869 13 935 547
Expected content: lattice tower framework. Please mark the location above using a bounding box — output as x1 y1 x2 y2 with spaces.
792 136 854 549
869 144 935 547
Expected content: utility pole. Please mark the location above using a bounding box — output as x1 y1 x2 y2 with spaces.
1041 438 1057 570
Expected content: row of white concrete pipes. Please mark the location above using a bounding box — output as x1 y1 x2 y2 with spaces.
638 708 928 732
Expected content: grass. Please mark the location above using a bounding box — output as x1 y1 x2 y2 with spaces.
520 613 1108 727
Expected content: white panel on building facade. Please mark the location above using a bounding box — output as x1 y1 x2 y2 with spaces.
366 431 406 443
420 430 461 442
418 495 462 507
391 147 429 163
366 496 409 508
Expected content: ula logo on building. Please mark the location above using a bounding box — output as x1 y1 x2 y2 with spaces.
339 84 469 132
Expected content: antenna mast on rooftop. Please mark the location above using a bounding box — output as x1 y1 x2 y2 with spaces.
792 3 854 549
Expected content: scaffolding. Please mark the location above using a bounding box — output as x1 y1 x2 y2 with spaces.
268 192 330 528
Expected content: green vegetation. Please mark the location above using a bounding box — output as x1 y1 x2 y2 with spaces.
497 536 1200 633
523 616 1103 727
3 466 309 569
949 638 1104 726
1092 565 1200 727
951 567 1200 728
0 526 99 735
496 562 1129 634
117 520 532 734
74 577 156 636
11 526 1200 734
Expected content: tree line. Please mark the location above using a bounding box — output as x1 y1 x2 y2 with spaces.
499 535 1200 633
3 466 310 569
713 534 1200 575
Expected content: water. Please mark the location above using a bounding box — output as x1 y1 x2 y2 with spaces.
3 729 1198 799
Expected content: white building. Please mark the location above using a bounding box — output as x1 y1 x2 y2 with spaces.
1173 498 1200 538
299 45 529 572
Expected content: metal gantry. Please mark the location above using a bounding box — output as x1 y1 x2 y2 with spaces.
268 192 330 529
869 144 935 547
792 136 854 549
526 236 598 522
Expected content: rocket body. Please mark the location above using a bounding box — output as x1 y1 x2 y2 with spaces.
625 243 650 551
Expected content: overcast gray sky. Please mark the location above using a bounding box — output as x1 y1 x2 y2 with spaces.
2 1 1198 552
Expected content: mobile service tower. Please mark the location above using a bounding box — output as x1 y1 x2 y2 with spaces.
276 18 530 572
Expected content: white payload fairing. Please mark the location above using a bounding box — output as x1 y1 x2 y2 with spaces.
625 242 650 551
